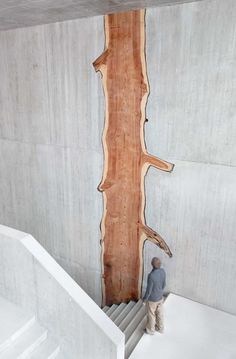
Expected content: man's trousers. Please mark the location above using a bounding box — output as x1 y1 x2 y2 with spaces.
145 299 164 334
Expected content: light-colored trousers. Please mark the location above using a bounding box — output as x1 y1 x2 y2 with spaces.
146 299 164 334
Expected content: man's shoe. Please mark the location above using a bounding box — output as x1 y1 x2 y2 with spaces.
144 328 155 335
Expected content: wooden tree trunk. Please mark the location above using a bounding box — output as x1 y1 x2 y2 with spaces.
93 10 174 306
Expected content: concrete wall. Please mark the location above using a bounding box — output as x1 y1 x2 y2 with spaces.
0 224 124 359
0 16 104 304
144 0 236 315
0 0 235 314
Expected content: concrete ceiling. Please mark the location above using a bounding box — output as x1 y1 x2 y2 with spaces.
0 0 203 31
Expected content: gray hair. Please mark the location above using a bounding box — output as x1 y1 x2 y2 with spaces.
151 257 161 269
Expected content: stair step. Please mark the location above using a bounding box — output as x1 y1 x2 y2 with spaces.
29 338 60 359
105 304 118 317
119 300 143 332
125 314 146 359
102 299 148 358
124 304 146 342
114 301 136 326
0 297 35 354
0 323 47 359
56 354 67 359
109 303 127 321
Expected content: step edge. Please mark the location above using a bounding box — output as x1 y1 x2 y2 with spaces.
125 316 146 359
0 316 36 354
125 315 146 348
102 306 110 313
114 302 136 325
119 301 143 331
105 304 118 317
18 329 48 359
1 326 48 359
108 305 123 319
30 339 60 359
124 307 146 339
109 303 127 321
48 346 60 359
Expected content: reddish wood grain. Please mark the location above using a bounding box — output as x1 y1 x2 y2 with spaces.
94 10 174 305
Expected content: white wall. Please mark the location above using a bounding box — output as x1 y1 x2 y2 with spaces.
0 224 124 359
0 0 235 314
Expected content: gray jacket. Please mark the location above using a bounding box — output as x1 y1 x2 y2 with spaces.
143 268 166 302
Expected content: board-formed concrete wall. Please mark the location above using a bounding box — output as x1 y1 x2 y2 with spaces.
144 0 236 315
0 16 105 304
0 0 235 313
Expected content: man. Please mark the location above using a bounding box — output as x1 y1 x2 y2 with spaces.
143 257 166 335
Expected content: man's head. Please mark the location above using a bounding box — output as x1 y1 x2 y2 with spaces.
151 257 161 269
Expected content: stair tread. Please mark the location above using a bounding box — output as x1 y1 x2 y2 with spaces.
119 300 143 331
0 296 35 353
105 299 147 358
125 315 146 349
105 304 118 317
102 306 110 313
124 307 146 334
124 305 146 342
114 301 136 326
125 315 146 358
109 303 127 321
29 338 60 359
0 323 47 359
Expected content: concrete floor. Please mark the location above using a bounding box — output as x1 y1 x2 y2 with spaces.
130 294 236 359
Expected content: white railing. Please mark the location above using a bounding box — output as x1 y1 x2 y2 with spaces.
0 224 125 359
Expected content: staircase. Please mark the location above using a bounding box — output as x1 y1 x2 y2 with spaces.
0 296 63 359
103 300 146 358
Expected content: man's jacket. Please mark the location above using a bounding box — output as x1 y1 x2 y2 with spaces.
143 268 166 302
